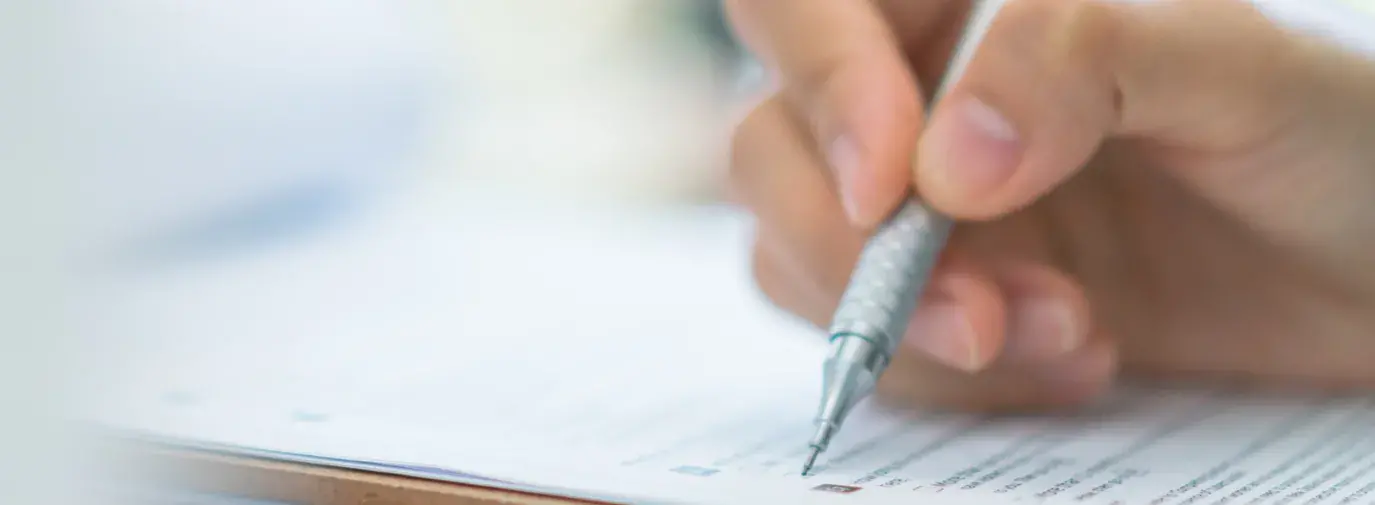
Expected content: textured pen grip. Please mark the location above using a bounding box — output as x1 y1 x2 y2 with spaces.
828 200 953 356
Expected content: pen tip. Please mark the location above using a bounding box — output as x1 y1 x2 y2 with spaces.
801 447 821 476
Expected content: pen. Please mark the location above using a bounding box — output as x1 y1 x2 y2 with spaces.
801 0 1001 477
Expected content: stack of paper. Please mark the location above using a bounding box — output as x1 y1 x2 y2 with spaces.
86 196 1375 504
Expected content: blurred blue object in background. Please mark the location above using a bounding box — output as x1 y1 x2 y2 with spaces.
117 177 358 269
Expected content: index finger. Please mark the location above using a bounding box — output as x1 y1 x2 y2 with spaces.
723 0 930 227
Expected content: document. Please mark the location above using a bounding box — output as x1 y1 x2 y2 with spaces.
88 199 1375 505
468 386 1375 505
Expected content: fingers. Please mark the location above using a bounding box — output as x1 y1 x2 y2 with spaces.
877 261 1112 413
916 0 1307 220
731 92 1114 410
723 0 935 227
996 261 1092 362
900 255 1006 373
897 257 1096 371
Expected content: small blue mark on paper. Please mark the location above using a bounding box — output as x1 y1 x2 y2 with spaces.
671 466 720 477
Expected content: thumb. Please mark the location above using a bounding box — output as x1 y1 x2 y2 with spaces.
913 0 1317 220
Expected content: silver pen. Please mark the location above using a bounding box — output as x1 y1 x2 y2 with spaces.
801 0 1001 476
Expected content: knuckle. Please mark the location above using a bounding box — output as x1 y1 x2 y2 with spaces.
992 0 1121 65
1058 0 1127 122
1061 1 1123 64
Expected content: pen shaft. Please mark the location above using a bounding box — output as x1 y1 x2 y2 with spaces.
827 201 951 355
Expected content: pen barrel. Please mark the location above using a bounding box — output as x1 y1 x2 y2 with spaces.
827 200 952 358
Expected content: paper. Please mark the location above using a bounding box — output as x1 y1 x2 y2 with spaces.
88 197 1375 505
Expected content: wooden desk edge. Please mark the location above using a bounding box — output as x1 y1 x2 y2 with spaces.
135 447 608 505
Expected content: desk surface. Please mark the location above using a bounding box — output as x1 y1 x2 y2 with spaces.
139 447 608 505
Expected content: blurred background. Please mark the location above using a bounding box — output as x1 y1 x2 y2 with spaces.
47 0 782 420
7 1 772 502
62 0 755 259
47 0 775 421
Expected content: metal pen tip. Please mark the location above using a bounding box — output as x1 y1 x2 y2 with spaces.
801 446 821 476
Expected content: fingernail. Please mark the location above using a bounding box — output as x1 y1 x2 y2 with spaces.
826 136 864 222
1004 298 1082 360
964 96 1019 142
922 96 1022 198
903 301 983 372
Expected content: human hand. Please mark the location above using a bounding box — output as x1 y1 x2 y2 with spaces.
725 0 1375 411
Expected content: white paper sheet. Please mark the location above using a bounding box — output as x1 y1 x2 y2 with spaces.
88 196 1375 505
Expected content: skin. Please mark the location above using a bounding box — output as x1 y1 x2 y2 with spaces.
723 0 1375 412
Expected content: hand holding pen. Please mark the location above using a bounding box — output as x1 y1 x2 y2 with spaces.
723 0 1375 426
